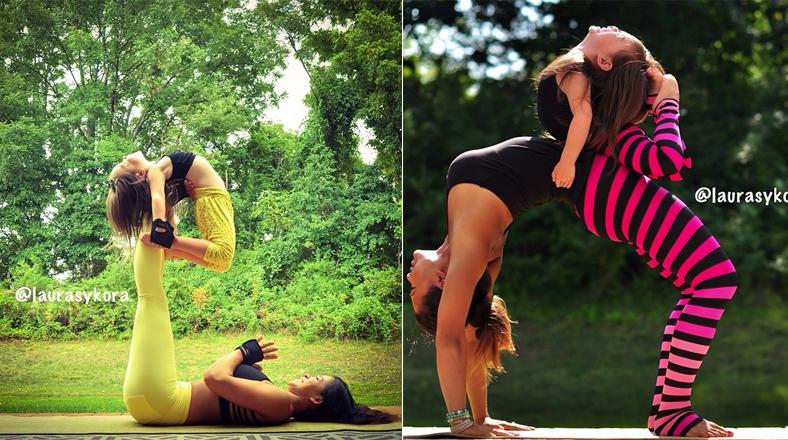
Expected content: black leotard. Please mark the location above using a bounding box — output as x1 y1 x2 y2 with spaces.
445 137 593 220
160 151 196 204
536 75 574 142
218 364 271 424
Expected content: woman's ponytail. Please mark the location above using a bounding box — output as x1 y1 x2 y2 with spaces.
472 294 516 381
348 404 398 424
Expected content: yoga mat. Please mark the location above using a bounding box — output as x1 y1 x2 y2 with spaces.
403 426 788 439
0 432 400 440
0 406 401 435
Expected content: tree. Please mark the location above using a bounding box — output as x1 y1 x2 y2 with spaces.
0 0 286 278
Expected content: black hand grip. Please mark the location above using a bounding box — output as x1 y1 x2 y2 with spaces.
150 218 175 248
236 339 264 364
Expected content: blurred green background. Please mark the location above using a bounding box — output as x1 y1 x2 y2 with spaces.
0 0 402 410
404 0 787 427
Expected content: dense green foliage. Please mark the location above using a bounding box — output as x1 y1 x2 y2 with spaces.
404 0 787 426
0 0 402 341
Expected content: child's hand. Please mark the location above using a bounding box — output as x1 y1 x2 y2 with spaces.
653 73 680 111
552 160 575 189
646 67 663 95
139 232 164 249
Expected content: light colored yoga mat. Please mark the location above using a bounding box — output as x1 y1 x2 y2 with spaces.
0 406 401 434
403 426 788 439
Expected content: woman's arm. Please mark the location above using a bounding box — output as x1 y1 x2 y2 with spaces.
465 340 488 423
465 256 496 423
203 343 289 422
436 236 489 414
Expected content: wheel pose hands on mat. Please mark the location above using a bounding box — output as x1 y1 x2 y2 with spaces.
122 226 396 426
106 150 235 272
409 73 736 438
535 25 692 189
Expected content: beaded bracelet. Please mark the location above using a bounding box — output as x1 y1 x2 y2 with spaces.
446 408 472 433
449 416 473 433
446 408 469 422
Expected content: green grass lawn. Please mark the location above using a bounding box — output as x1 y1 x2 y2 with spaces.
0 332 401 412
404 294 788 427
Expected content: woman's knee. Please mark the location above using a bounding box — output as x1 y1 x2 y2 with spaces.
727 263 739 299
695 254 738 302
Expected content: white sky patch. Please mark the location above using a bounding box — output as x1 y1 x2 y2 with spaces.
227 129 250 146
354 119 377 165
262 52 310 132
409 0 551 81
264 52 378 166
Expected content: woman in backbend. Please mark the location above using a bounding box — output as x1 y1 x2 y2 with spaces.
408 66 736 438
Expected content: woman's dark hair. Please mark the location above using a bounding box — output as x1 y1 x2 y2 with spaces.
294 376 398 424
533 35 665 163
414 271 516 381
105 172 177 247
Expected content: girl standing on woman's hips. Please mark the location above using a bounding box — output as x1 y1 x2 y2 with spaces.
106 150 235 272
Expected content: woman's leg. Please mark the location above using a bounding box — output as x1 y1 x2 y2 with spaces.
632 246 692 432
193 187 236 273
122 224 192 425
574 154 738 437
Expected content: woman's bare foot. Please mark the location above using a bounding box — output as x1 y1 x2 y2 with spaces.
685 419 733 438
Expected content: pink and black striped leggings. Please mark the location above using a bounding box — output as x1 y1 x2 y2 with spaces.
573 153 738 436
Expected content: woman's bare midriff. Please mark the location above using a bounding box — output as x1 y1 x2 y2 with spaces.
183 156 226 190
447 183 513 248
184 379 223 425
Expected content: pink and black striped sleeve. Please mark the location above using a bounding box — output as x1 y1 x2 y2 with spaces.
612 98 693 181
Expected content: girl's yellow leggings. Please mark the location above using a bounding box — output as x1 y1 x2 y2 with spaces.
122 224 192 425
194 187 236 273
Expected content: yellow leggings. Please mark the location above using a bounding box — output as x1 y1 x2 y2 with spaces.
194 187 236 273
122 225 192 425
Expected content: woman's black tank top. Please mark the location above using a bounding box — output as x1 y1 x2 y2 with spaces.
218 364 271 425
